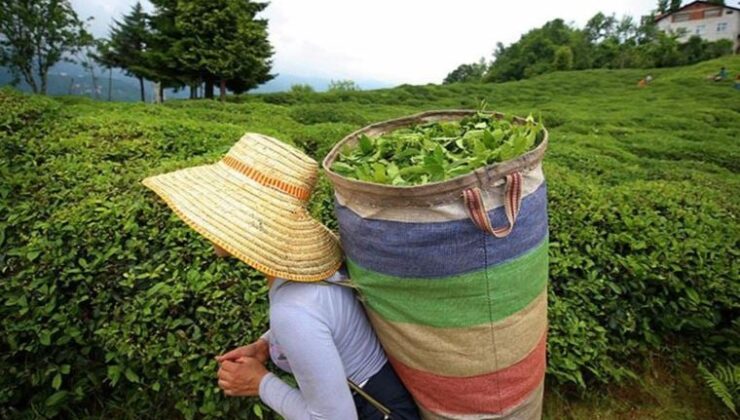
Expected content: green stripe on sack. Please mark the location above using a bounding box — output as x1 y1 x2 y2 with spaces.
348 239 548 328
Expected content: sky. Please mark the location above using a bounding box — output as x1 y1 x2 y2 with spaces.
72 0 665 85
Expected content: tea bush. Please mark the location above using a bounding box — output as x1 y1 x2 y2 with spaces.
1 56 738 417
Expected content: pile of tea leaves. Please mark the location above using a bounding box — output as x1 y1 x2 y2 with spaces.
330 112 544 185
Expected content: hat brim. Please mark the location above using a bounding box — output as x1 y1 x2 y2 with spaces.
142 161 343 282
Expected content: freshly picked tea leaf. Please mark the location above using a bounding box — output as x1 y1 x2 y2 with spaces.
331 112 544 186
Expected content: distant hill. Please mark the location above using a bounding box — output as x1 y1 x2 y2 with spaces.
253 73 392 93
0 62 393 101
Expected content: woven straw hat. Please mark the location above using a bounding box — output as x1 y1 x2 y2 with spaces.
142 132 343 282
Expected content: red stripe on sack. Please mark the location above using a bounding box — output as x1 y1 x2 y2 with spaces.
222 155 311 201
468 189 488 231
514 173 523 214
514 172 524 216
389 332 547 415
473 189 496 233
505 175 516 224
463 189 485 231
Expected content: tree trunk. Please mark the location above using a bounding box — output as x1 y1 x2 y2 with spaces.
40 73 48 95
219 79 227 101
90 66 99 100
154 82 164 104
108 68 113 101
205 79 214 99
22 68 39 94
138 77 145 102
189 84 196 99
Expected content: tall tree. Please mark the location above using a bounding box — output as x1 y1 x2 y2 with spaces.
670 0 682 12
101 2 151 102
93 39 115 101
327 80 360 92
657 0 670 14
485 19 578 82
147 0 189 101
79 44 100 99
552 46 574 70
174 0 274 101
584 12 617 43
444 58 488 84
0 0 91 94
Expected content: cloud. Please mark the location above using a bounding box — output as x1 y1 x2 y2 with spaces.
263 0 655 84
70 0 657 84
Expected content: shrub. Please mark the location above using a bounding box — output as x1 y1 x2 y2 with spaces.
327 79 360 92
289 84 315 94
0 89 274 418
547 168 739 386
1 56 739 417
553 46 574 71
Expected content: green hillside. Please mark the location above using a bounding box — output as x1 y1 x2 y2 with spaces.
1 57 738 418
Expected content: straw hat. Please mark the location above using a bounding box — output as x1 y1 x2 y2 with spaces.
142 132 343 282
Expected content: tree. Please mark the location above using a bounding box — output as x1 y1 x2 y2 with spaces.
101 2 151 102
553 46 574 70
657 0 670 14
670 0 682 12
443 58 487 84
327 80 360 92
585 12 617 43
648 30 685 67
93 39 115 101
174 0 274 101
147 0 188 101
636 14 659 45
485 19 579 82
290 84 314 94
0 0 91 94
79 44 100 99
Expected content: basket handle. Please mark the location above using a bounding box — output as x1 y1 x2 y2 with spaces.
462 172 523 238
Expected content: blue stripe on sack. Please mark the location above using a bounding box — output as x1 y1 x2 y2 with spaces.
335 183 548 278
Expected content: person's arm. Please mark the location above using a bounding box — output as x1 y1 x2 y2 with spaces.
259 304 357 420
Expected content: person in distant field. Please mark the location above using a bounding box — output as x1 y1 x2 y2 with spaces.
714 66 728 82
142 133 420 420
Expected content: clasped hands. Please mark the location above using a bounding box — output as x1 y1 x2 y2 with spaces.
215 338 270 397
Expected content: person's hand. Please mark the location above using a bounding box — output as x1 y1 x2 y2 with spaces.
217 357 269 397
215 339 269 365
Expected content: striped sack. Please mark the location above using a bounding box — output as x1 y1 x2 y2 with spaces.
323 110 549 420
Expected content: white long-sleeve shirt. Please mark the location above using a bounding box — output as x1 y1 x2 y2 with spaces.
258 271 387 420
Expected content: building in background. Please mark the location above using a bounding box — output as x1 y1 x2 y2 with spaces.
655 1 740 53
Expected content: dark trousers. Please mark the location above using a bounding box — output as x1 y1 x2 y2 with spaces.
353 362 421 420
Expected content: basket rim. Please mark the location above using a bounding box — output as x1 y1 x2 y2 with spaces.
321 109 548 205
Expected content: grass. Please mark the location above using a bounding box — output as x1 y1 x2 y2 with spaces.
544 356 733 420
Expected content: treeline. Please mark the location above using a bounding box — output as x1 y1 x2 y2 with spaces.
445 7 734 84
0 0 273 101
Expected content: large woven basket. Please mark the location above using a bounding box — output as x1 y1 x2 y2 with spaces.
323 110 549 420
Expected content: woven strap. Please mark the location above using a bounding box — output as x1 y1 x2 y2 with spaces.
462 172 523 238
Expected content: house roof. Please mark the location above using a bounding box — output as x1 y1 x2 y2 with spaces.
655 1 740 22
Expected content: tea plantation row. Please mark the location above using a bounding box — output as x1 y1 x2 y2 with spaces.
1 57 738 418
